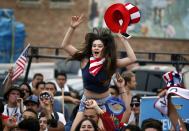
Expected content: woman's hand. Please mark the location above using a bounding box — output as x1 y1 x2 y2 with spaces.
70 14 85 29
114 73 125 93
117 29 131 40
85 99 98 109
8 67 13 80
85 99 104 114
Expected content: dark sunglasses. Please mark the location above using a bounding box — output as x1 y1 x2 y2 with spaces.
130 103 140 107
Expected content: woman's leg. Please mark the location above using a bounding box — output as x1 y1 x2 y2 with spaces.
70 112 84 131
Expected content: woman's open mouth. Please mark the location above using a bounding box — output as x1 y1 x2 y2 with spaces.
94 51 99 55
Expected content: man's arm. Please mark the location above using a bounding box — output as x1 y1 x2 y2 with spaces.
3 67 13 94
168 96 187 131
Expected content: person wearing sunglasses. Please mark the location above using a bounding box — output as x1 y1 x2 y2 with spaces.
128 94 141 126
39 91 66 131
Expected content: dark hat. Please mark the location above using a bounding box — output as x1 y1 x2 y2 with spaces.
104 3 141 33
131 95 141 104
39 91 54 103
24 95 39 105
3 86 24 101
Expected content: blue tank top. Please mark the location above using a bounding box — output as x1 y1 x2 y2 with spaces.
82 62 110 93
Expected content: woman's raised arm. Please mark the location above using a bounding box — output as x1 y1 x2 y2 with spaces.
116 33 137 68
61 14 85 56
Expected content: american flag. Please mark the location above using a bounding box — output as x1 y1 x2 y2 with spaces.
12 44 30 81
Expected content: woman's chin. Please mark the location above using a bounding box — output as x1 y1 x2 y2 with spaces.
93 55 101 59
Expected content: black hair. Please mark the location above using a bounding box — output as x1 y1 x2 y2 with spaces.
55 71 67 79
141 118 163 131
39 111 47 119
184 122 189 131
23 108 38 119
20 82 32 96
71 28 117 80
33 73 43 80
0 100 4 113
36 81 46 89
45 82 57 91
120 124 141 131
18 118 40 131
75 118 99 131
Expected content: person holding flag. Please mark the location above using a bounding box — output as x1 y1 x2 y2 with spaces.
2 44 30 125
3 44 30 93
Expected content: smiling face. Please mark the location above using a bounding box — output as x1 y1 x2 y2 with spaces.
92 40 105 58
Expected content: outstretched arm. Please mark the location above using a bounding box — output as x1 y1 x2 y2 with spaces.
61 14 85 56
116 33 137 68
3 67 13 94
114 73 131 123
158 90 187 130
168 96 187 131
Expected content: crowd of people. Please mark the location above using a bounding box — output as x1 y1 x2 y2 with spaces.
0 14 189 131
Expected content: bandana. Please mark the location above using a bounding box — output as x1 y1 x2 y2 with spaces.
39 92 54 103
89 57 105 76
154 71 189 115
162 71 182 87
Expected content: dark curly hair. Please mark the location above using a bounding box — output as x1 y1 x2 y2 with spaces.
72 28 117 79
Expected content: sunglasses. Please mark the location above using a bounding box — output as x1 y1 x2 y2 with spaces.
39 92 53 102
130 103 140 107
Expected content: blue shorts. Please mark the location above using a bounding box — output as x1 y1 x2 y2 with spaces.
78 94 111 112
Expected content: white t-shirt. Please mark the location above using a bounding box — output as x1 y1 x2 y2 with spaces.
3 104 22 122
128 111 136 124
51 80 70 92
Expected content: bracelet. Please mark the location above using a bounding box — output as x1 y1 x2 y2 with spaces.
119 91 126 95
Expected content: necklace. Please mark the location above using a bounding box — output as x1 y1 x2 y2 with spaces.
6 106 18 116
